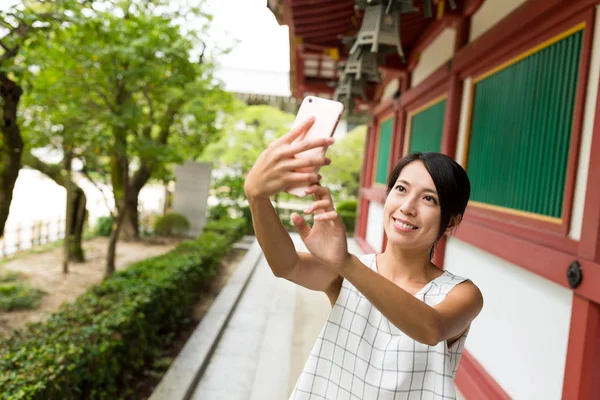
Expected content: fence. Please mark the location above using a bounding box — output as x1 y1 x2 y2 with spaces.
0 218 66 259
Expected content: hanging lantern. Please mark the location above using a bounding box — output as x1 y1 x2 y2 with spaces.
350 3 404 60
333 72 367 106
342 47 381 82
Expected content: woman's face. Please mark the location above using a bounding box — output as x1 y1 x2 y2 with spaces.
383 161 441 252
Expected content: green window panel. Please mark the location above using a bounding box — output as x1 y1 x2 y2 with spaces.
409 99 446 153
466 29 583 219
375 118 394 185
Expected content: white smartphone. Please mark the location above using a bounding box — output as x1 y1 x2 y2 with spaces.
286 96 345 198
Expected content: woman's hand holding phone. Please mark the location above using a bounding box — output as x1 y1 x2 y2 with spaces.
244 117 334 200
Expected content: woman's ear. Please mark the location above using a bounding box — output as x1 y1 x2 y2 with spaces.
445 214 463 234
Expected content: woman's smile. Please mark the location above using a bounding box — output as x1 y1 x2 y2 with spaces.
392 217 419 232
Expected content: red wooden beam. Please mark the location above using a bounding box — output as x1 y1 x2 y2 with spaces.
406 13 462 71
303 78 334 94
463 0 485 16
453 0 599 76
455 220 600 304
292 2 353 18
294 11 355 28
456 351 512 400
298 23 352 39
579 45 600 262
400 63 450 109
295 18 351 35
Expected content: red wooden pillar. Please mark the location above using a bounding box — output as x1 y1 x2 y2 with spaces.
437 17 469 268
441 18 469 159
357 121 377 240
562 296 600 399
563 53 600 399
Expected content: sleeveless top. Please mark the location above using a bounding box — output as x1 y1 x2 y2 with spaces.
290 253 469 400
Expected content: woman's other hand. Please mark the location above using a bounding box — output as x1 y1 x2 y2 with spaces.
291 185 351 269
244 117 334 200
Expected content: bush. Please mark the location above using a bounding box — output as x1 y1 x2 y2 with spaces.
94 216 113 237
203 217 246 244
0 221 243 399
154 213 190 236
207 204 230 221
336 200 357 213
339 211 356 235
0 283 45 312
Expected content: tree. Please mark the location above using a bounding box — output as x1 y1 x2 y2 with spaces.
0 0 88 237
322 125 366 200
28 2 230 275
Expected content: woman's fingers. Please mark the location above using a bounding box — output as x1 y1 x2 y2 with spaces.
304 199 333 214
284 156 331 170
276 117 315 145
314 211 339 221
291 212 311 239
282 136 335 158
285 172 322 186
305 184 332 199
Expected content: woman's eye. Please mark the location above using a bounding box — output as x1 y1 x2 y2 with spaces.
424 196 437 204
395 185 406 193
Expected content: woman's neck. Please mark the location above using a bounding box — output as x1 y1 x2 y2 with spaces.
378 244 437 283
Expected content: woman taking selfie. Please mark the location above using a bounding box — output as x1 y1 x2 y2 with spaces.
244 117 483 400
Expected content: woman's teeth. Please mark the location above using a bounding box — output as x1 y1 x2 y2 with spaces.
394 219 417 230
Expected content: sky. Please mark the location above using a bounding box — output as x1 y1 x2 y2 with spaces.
0 0 292 92
205 0 290 73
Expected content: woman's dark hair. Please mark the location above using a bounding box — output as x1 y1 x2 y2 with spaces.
386 152 471 255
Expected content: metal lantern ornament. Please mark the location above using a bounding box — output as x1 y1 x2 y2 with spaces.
351 3 404 59
342 48 381 82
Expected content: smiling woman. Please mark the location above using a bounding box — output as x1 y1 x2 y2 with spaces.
244 119 483 399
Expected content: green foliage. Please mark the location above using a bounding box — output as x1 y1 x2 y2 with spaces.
203 218 246 244
94 216 114 237
323 125 367 200
154 213 190 236
200 104 295 173
0 283 45 312
337 200 357 213
208 204 230 221
0 222 243 399
339 211 357 235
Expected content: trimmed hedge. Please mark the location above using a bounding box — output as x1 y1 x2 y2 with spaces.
153 212 190 236
339 211 356 234
0 218 246 399
336 200 357 214
203 218 246 243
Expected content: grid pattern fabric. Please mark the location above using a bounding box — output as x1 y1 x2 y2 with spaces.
289 254 469 400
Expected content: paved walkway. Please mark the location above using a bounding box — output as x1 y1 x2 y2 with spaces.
189 234 363 400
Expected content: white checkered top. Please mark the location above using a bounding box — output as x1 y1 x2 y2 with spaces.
290 253 469 400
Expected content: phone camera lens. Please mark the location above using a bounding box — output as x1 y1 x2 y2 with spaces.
309 98 313 103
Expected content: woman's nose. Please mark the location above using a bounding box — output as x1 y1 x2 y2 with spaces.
400 197 417 216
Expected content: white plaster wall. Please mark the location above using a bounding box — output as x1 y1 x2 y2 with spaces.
381 78 400 102
411 28 456 88
469 0 528 42
444 238 572 400
365 201 384 252
569 5 600 240
455 77 473 167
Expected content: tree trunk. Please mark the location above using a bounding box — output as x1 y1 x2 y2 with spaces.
105 209 126 277
69 187 86 262
21 151 87 261
0 74 24 237
119 194 139 241
63 151 72 274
